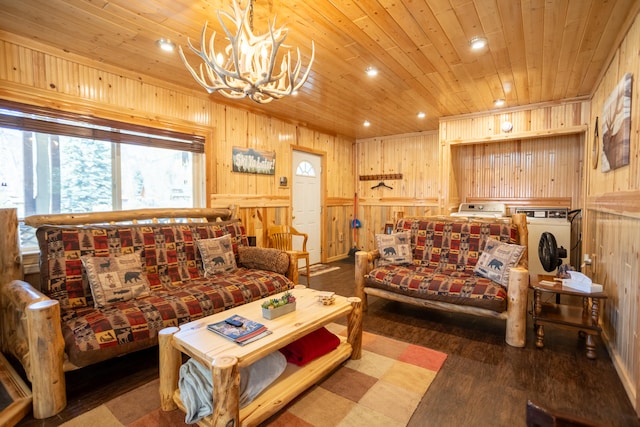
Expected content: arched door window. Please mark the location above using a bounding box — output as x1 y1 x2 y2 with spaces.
295 160 316 177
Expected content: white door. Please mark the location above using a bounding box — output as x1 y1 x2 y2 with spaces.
292 151 322 265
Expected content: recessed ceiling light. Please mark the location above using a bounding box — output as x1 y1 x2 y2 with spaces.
469 36 487 50
363 120 371 127
417 112 426 119
365 66 378 77
156 38 176 52
494 99 505 107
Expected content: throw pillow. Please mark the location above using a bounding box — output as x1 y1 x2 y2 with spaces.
81 252 151 308
238 246 290 275
473 238 526 287
196 234 238 277
375 231 412 266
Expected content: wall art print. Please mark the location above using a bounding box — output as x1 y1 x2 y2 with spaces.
601 73 632 172
232 147 276 175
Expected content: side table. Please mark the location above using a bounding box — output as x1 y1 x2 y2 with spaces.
531 275 607 359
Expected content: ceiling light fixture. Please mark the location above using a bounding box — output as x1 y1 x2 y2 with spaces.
365 66 378 77
494 98 505 107
469 36 487 50
417 112 426 119
363 120 371 127
156 38 176 52
179 0 315 104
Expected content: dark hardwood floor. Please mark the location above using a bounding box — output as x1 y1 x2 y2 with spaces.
14 258 640 426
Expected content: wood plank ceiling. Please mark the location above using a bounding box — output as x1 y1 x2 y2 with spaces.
0 0 637 139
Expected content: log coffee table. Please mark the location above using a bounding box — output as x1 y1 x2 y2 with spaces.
159 286 362 426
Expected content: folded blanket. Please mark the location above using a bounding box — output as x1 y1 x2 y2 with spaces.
178 351 287 424
279 326 341 366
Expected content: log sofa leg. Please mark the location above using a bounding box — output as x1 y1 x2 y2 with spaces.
347 297 363 360
27 300 66 419
505 267 529 348
159 327 181 411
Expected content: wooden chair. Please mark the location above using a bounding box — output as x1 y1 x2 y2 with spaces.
268 225 311 285
526 400 601 427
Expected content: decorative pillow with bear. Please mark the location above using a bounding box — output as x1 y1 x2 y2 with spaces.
196 234 238 277
375 231 412 266
81 252 151 308
473 238 526 287
238 246 290 275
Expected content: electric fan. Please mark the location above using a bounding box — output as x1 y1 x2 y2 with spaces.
538 231 568 272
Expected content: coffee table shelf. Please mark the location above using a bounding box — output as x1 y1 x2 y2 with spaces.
159 286 362 427
173 339 352 426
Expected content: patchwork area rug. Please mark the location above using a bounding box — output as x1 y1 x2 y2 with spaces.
60 324 447 427
300 264 341 277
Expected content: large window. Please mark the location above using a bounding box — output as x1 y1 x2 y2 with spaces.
0 101 205 249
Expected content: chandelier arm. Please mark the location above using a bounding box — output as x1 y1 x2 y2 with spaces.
180 27 242 94
216 8 245 81
260 42 315 97
218 88 250 99
252 25 288 88
180 23 224 88
292 41 315 91
178 46 216 93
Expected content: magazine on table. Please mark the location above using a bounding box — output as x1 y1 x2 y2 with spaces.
207 314 271 345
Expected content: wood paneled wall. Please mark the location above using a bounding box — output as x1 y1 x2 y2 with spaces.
451 135 584 211
439 99 589 213
353 103 589 251
586 12 640 413
355 131 440 250
0 32 355 261
441 101 589 144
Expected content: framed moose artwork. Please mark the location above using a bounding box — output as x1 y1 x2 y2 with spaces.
601 73 633 172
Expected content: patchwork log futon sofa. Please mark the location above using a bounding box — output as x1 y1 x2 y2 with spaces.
0 207 298 418
355 213 529 347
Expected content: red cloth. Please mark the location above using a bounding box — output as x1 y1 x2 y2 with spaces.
279 327 341 366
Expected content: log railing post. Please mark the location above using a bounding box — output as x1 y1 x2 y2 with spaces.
0 208 22 284
0 208 23 350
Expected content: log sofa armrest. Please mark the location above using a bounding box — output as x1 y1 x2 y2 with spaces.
1 280 50 368
284 251 300 284
1 280 67 418
354 250 379 311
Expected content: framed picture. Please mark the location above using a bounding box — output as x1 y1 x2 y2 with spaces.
384 222 394 234
601 73 633 172
232 147 276 175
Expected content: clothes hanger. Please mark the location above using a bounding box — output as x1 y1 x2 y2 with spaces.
371 181 393 190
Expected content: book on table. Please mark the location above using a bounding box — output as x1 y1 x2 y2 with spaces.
207 314 271 346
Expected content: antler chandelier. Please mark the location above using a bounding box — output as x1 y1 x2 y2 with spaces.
179 0 315 104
